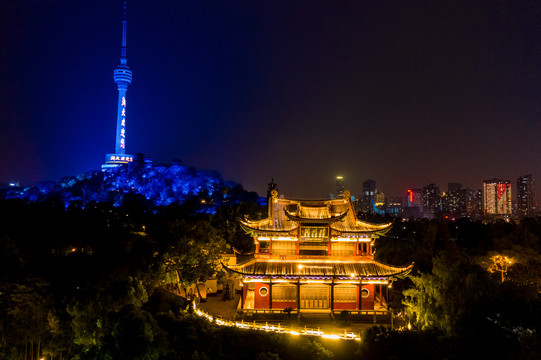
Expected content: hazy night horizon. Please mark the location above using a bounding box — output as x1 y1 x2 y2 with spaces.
2 0 541 199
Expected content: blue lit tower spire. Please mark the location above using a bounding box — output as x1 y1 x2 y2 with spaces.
103 0 134 168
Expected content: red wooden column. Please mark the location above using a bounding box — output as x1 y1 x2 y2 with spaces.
379 284 383 307
296 279 301 310
386 283 390 310
357 281 362 310
269 280 273 309
330 278 335 311
241 283 247 308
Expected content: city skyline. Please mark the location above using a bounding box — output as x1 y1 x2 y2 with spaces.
2 1 541 198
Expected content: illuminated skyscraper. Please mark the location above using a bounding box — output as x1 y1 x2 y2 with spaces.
406 189 423 209
443 183 463 216
422 183 441 219
335 176 345 198
103 1 134 169
465 188 483 219
403 188 423 218
517 174 535 218
483 179 512 216
361 179 376 213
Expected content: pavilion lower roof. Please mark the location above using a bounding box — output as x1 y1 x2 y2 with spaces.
224 259 413 279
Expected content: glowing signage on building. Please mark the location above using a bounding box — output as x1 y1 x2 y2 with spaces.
119 96 126 149
105 153 134 164
110 155 133 162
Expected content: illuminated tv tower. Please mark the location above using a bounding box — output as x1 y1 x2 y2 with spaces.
103 0 134 169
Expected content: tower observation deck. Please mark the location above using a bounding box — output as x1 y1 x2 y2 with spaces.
103 0 134 169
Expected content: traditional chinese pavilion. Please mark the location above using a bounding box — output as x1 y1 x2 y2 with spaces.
224 187 413 313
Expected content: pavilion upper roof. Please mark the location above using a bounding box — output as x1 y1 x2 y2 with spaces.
240 194 392 236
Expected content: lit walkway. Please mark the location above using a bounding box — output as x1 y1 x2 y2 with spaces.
197 293 395 336
198 294 241 320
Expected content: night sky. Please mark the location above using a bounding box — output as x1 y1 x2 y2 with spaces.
2 0 541 199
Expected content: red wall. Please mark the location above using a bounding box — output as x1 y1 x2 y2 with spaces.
272 301 297 310
254 282 270 309
360 284 375 310
334 302 357 310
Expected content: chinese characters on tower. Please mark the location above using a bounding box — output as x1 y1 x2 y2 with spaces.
120 96 126 149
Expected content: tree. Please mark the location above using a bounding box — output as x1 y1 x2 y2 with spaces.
356 326 443 359
102 306 167 360
4 277 54 360
211 202 263 254
67 277 149 350
403 249 495 337
159 218 226 293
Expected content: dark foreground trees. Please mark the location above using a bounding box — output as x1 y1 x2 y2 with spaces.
0 197 342 360
398 249 541 358
371 217 541 359
3 197 541 359
356 249 541 359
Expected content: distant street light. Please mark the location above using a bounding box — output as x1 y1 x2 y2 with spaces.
491 255 513 283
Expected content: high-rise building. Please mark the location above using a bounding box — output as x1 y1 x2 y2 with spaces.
374 190 385 207
386 197 402 216
335 176 345 198
361 179 376 213
446 183 465 216
517 174 535 218
406 189 423 208
373 190 386 215
103 1 134 169
483 179 512 216
422 183 441 219
403 188 423 218
465 188 483 219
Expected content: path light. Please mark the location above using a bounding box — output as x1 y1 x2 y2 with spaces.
192 301 361 341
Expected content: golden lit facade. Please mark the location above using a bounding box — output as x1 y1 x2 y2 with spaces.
483 179 512 216
224 190 413 313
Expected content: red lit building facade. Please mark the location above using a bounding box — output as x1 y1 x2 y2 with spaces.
483 179 512 216
224 189 412 313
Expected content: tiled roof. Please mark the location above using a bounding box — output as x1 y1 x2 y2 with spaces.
225 259 413 279
240 196 392 235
